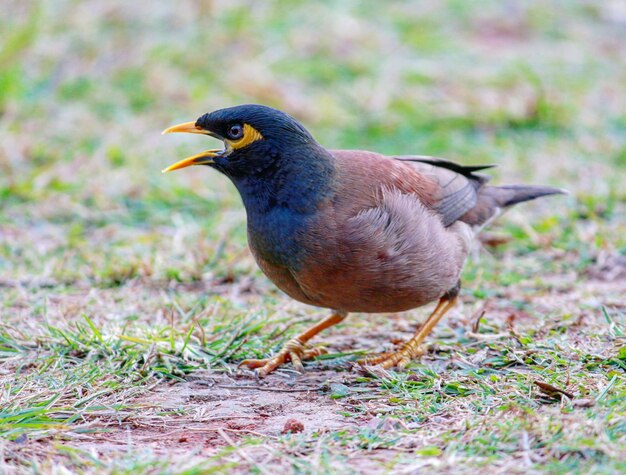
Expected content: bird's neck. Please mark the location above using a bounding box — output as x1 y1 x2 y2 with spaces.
233 146 335 214
230 147 335 268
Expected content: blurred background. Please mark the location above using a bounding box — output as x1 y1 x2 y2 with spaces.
1 0 625 292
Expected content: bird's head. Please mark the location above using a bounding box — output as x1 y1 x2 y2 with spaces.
162 104 316 177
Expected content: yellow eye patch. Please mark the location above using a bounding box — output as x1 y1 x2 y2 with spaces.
226 124 264 150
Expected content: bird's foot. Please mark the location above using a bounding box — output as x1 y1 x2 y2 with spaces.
358 344 425 370
239 337 327 378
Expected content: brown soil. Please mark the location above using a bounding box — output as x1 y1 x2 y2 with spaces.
67 370 364 457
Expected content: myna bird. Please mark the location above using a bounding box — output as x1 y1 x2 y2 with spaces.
162 104 565 377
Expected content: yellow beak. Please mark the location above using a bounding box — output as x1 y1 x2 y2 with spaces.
161 149 222 173
161 121 210 135
162 120 224 173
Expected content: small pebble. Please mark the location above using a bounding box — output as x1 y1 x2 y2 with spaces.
282 418 304 434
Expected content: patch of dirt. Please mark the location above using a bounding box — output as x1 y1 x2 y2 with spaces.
69 371 364 457
586 251 626 282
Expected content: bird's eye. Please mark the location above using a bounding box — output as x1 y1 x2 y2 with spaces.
227 124 244 140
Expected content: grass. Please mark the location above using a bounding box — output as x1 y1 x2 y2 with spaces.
1 0 625 473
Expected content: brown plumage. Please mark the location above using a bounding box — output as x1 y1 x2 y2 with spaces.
162 104 565 376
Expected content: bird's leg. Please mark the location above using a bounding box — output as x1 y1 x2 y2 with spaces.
359 285 460 370
239 310 347 377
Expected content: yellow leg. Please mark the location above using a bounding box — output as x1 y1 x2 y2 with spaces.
359 296 458 370
239 311 347 377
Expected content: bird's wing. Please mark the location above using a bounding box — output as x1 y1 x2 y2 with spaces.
329 150 495 228
393 155 495 227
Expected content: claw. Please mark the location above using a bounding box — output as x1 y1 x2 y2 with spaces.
239 338 327 377
358 295 458 371
238 358 268 369
288 349 303 373
358 345 425 370
239 311 345 378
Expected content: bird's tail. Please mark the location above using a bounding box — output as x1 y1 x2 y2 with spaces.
487 185 567 208
461 184 567 226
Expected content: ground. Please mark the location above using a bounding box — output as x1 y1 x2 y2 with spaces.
1 1 625 474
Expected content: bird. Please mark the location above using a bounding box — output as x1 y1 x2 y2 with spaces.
162 104 565 377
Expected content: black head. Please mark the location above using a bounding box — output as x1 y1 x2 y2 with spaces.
162 104 318 177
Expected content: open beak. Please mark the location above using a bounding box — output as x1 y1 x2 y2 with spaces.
162 120 225 173
161 149 222 173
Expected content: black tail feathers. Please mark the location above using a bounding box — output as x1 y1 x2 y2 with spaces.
461 184 567 226
490 185 568 208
